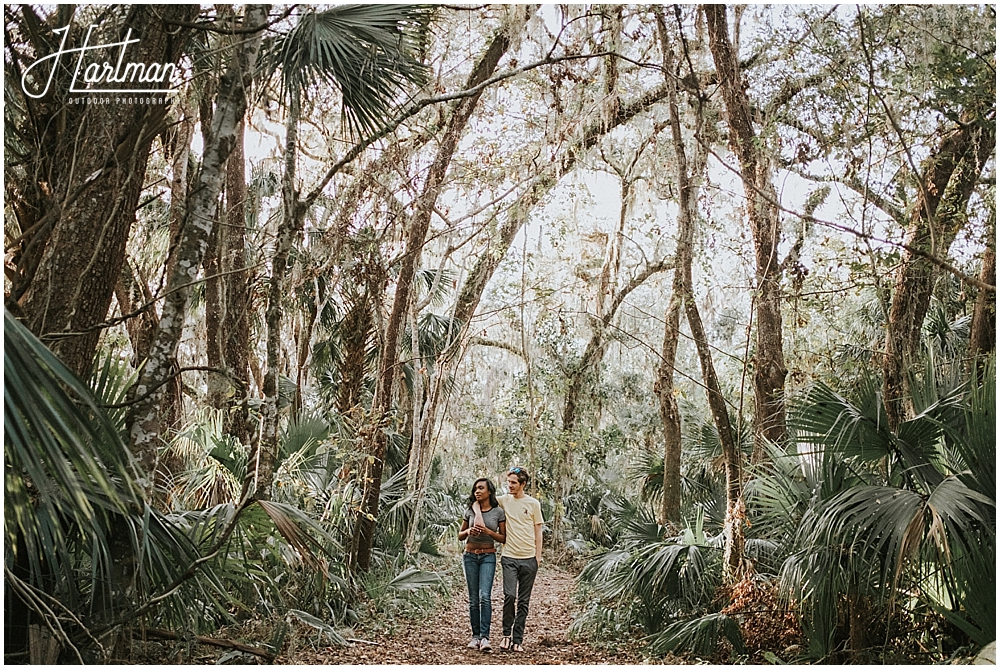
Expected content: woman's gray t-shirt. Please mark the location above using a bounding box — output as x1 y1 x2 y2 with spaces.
463 505 506 549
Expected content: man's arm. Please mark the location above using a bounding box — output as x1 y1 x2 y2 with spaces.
471 500 484 527
534 522 543 563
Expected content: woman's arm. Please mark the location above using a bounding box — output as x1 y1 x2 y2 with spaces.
458 518 472 541
474 517 505 543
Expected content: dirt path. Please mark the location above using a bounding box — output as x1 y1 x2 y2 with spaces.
283 564 648 665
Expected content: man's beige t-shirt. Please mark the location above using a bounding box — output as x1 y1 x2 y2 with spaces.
498 494 543 559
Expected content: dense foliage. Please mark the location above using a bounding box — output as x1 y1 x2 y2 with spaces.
4 3 994 664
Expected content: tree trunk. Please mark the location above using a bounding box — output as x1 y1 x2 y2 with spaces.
655 288 683 530
405 297 425 489
705 4 787 462
201 114 253 442
351 8 536 572
204 195 228 408
402 349 450 553
253 89 302 502
685 283 745 578
128 5 268 499
969 241 996 361
847 589 869 663
659 8 745 575
202 16 239 413
652 15 685 530
12 6 197 377
337 291 376 414
116 260 159 370
882 121 995 426
222 118 253 445
116 260 183 484
166 91 197 292
675 178 744 577
295 296 318 417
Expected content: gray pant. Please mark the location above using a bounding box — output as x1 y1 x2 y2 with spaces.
501 556 538 645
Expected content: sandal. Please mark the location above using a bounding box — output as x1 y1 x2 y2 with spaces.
499 637 511 651
512 643 525 652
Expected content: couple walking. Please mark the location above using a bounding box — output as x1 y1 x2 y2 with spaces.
458 467 543 653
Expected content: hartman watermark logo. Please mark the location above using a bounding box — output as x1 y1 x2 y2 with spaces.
21 23 180 100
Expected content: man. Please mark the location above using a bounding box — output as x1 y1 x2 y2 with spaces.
481 466 543 652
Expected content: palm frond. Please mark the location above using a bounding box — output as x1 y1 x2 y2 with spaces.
4 312 232 638
385 566 443 592
645 612 746 657
788 378 893 463
4 311 140 585
279 412 332 463
415 267 457 306
778 544 847 659
167 409 244 508
287 608 348 646
580 535 717 616
258 499 340 570
928 531 996 646
798 477 992 596
627 449 663 502
942 356 994 497
88 351 137 436
264 4 432 137
745 443 813 543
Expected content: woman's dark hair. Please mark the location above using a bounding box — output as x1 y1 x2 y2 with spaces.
466 478 499 509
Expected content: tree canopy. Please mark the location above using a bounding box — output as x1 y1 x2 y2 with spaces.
4 4 994 664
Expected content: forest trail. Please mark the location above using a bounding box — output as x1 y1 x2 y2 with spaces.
283 564 650 665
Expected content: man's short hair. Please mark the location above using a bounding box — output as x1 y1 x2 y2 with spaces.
508 466 529 486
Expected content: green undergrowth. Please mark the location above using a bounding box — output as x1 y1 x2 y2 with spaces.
350 552 464 638
204 552 464 662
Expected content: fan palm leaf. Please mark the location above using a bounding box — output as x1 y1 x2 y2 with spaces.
4 312 231 644
788 378 893 464
778 544 849 658
799 480 992 586
645 612 746 657
264 4 432 137
167 409 244 509
279 412 333 464
745 447 811 534
780 362 996 655
579 518 718 618
789 377 965 491
415 268 457 307
5 311 140 588
627 448 664 503
88 351 137 436
941 356 994 497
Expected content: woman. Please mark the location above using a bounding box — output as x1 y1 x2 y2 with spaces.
458 478 506 652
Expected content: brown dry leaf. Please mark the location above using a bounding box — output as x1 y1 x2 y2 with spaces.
280 565 677 665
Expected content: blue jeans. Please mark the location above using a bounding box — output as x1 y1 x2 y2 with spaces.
463 552 496 639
